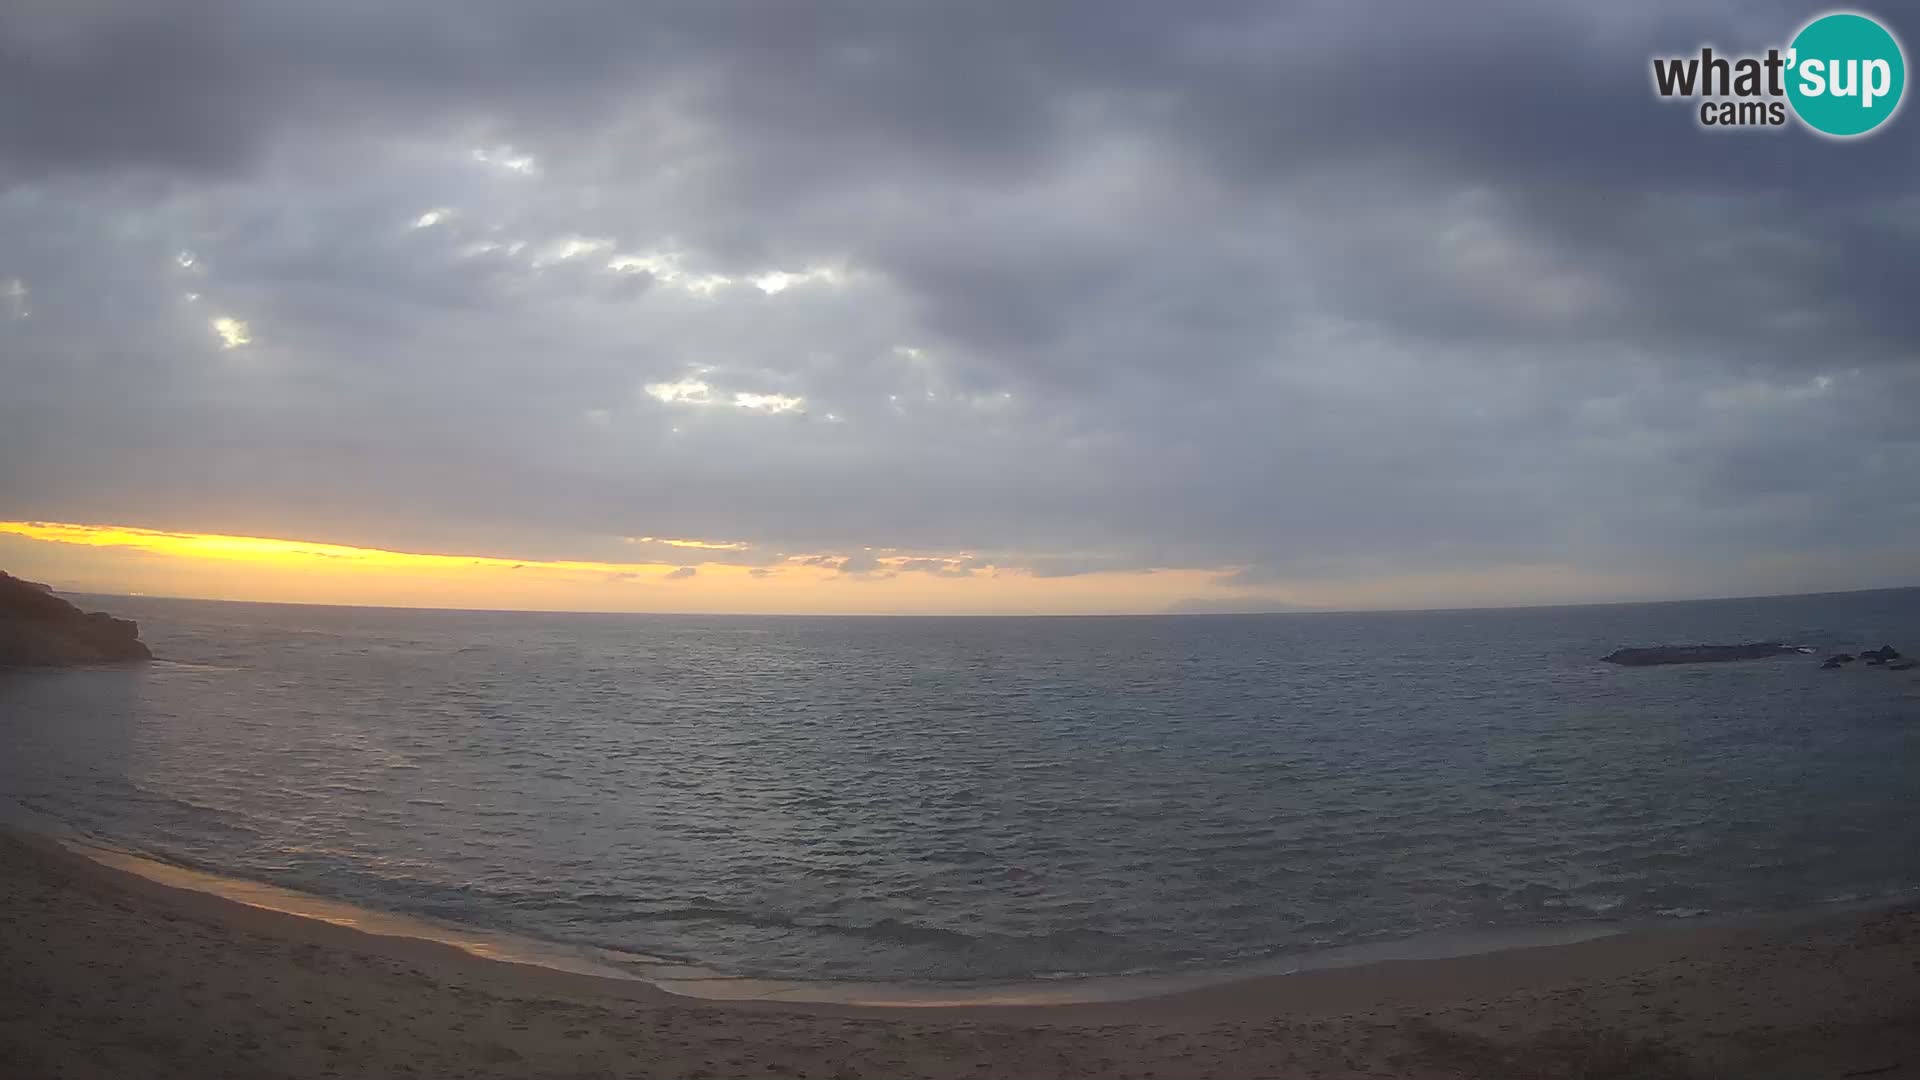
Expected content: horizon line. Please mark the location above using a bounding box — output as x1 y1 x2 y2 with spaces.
51 581 1919 621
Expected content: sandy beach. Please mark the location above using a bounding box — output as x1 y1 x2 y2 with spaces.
0 830 1914 1079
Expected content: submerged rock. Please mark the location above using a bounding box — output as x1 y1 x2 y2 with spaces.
1860 645 1903 662
0 571 151 666
1600 642 1806 667
1890 661 1915 671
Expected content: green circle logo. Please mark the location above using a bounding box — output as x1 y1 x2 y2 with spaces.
1787 12 1906 137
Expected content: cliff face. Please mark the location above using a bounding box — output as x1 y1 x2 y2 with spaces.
0 572 152 666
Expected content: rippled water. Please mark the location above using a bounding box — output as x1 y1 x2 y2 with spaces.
3 589 1918 984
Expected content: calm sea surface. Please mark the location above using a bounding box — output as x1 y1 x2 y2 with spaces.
3 589 1918 985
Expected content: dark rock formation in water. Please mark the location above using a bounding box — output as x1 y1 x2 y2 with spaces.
0 571 151 666
1861 645 1902 663
1600 642 1806 667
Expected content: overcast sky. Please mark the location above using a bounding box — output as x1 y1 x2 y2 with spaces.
2 1 1916 613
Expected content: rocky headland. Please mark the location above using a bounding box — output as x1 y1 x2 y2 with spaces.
0 571 151 666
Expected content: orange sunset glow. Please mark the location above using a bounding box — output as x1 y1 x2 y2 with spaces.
1 520 1736 616
0 520 1246 615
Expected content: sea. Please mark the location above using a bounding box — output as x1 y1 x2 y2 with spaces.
3 588 1918 997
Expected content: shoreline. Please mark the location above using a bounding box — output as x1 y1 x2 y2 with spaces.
49 825 1916 1009
56 829 1624 1007
5 826 1919 1077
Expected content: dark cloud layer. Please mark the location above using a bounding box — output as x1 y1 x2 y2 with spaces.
2 1 1916 606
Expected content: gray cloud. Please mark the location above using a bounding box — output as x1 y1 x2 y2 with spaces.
2 1 1916 605
835 552 884 577
895 558 974 578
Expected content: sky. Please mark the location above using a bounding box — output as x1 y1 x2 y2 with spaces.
1 1 1916 615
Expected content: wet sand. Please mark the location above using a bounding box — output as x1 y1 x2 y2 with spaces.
2 828 1917 1079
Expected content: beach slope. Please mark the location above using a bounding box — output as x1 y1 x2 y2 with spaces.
1 831 1916 1079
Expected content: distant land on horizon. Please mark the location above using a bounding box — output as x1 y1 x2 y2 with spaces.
42 580 1919 621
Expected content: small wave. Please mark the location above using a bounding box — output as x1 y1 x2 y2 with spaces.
577 904 798 932
567 901 1124 958
1655 907 1710 919
844 918 979 949
121 783 263 837
914 847 995 865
